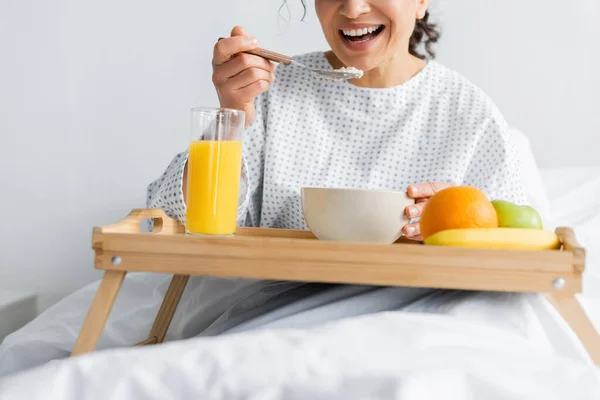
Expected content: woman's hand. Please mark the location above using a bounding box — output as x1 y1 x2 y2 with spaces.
212 26 276 127
402 182 454 241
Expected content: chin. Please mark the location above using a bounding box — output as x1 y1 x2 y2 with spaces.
332 50 385 73
328 26 392 72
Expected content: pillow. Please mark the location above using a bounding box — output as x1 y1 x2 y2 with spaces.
540 167 600 225
508 127 555 230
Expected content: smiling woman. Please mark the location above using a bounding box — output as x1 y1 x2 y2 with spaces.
0 0 534 376
302 0 440 59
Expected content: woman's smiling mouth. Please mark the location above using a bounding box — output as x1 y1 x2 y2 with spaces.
339 25 385 51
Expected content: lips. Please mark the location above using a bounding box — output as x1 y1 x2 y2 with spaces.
338 25 385 51
341 25 384 42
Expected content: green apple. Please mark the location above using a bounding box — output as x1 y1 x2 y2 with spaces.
491 200 543 229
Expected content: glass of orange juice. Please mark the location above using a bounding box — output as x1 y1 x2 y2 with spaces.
185 108 245 236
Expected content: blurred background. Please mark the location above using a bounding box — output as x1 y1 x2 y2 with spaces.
0 0 598 313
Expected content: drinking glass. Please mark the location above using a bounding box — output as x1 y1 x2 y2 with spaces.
185 108 245 236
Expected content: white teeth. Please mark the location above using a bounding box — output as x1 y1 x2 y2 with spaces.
342 25 381 37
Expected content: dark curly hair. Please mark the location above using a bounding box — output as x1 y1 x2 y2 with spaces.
409 10 440 59
286 0 440 59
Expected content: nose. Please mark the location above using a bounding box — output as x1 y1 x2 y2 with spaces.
340 0 371 19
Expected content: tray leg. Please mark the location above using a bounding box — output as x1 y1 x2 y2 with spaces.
545 293 600 365
136 274 190 346
71 270 127 357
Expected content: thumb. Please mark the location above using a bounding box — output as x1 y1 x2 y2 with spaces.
231 25 248 38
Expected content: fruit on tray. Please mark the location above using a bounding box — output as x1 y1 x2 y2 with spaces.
418 186 554 250
491 200 543 229
419 186 498 240
423 228 561 250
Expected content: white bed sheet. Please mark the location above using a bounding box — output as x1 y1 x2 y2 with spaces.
541 167 600 336
0 166 599 399
2 309 600 400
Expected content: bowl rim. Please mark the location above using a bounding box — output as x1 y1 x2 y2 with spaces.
301 186 409 196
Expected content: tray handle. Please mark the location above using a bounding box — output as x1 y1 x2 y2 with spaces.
556 227 586 272
98 208 185 235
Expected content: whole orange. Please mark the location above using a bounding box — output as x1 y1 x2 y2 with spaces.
419 186 498 239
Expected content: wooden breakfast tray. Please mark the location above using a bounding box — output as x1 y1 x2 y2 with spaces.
72 208 600 365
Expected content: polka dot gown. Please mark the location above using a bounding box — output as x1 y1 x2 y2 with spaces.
147 52 527 230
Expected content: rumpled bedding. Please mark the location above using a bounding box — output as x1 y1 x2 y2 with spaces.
1 167 599 399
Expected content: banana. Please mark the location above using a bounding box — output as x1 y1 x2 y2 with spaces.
424 228 561 250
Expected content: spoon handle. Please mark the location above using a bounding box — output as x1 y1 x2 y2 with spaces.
244 48 293 65
217 37 292 65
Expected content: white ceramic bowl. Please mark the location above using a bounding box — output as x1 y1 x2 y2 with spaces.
301 187 414 244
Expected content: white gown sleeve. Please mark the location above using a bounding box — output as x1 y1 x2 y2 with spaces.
146 152 189 224
461 117 528 206
145 93 268 229
238 92 268 228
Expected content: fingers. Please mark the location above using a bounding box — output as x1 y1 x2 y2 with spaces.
214 53 275 83
233 80 270 103
402 222 422 240
407 182 454 199
226 67 273 89
405 234 424 242
211 26 275 124
213 27 258 66
231 25 246 37
404 201 426 219
225 68 273 102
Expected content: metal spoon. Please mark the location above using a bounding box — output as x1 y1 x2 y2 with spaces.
245 47 363 82
217 38 363 82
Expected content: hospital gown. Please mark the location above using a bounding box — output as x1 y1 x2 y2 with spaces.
1 52 538 377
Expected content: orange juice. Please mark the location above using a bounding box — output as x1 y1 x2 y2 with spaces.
185 140 243 235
